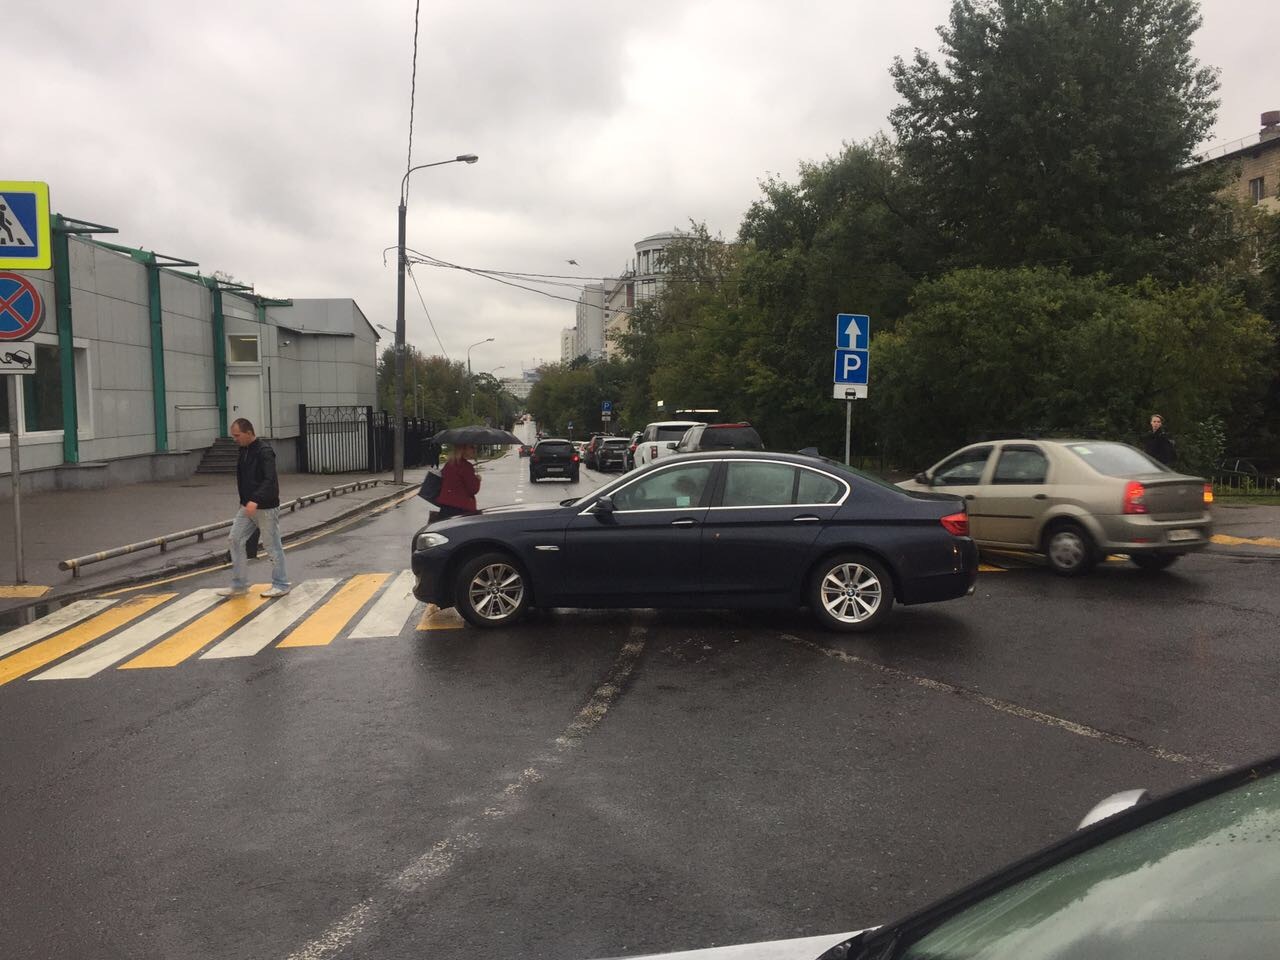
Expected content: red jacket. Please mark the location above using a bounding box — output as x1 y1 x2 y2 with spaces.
436 458 480 511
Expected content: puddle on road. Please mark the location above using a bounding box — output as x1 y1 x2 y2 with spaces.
0 597 71 634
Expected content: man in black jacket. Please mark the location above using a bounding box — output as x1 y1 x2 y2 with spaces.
1142 413 1177 468
217 418 291 598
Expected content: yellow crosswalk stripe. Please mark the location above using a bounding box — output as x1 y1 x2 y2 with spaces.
278 574 389 647
978 563 1005 573
0 595 174 687
120 585 270 669
0 585 51 598
417 605 466 630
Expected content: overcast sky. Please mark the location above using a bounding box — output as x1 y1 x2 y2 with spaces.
10 1 1278 377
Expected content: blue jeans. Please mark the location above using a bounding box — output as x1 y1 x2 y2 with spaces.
228 506 289 591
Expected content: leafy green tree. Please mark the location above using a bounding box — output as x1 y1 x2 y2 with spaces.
890 0 1232 282
376 347 469 424
871 266 1273 467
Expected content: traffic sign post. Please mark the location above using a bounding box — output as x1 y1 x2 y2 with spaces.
0 181 52 271
832 313 871 465
0 269 46 586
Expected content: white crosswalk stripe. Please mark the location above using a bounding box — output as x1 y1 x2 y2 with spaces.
200 579 340 659
0 599 117 659
33 590 222 680
348 570 420 639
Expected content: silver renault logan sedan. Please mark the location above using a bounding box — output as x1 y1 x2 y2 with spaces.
898 438 1213 574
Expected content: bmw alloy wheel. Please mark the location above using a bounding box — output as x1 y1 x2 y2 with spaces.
821 562 883 623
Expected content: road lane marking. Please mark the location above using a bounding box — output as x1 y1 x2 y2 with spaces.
0 596 173 686
0 599 117 659
978 563 1005 573
284 623 649 960
349 571 419 639
278 574 388 647
120 586 270 668
1213 533 1280 548
202 579 340 658
416 605 466 630
34 590 222 679
787 634 1228 772
0 585 51 598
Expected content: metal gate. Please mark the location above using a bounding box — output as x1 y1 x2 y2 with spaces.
297 405 441 474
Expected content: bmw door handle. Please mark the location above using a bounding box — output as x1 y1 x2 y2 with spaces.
670 518 697 527
792 515 820 523
1033 494 1048 500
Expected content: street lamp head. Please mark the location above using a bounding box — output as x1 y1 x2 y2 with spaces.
457 154 479 164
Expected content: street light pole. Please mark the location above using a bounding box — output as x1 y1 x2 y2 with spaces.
393 153 478 483
466 337 495 421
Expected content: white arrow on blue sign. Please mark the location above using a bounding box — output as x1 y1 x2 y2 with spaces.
836 313 869 350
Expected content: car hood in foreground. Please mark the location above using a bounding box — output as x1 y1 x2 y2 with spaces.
595 931 860 960
423 500 576 535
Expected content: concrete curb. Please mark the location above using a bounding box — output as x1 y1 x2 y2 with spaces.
3 483 418 617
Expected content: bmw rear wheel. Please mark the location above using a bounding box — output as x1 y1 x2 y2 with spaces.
455 552 530 628
810 553 894 632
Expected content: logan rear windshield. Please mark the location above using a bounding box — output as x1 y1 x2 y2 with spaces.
1066 442 1168 476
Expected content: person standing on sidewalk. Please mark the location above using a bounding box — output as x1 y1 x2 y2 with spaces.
218 418 291 598
434 443 481 520
1142 413 1177 468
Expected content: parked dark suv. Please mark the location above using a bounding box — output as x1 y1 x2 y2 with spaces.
529 438 580 483
674 422 764 453
594 437 631 472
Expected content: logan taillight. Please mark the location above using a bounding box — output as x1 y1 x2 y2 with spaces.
940 512 968 536
1203 483 1214 504
1123 481 1147 514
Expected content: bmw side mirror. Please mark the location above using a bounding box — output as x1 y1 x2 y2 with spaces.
590 496 615 516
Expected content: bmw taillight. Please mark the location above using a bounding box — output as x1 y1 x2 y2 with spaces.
1203 483 1213 504
1123 481 1147 514
940 512 968 536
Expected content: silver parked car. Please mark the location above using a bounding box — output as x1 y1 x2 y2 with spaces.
897 439 1213 574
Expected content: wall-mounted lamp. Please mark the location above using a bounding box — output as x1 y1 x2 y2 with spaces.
280 339 291 347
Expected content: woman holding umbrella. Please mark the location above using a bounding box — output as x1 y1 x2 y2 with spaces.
435 443 481 519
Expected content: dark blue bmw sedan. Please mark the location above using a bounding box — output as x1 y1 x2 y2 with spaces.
411 451 977 631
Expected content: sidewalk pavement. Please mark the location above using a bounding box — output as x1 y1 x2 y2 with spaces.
0 468 429 617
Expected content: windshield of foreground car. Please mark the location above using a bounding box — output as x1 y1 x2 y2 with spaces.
899 769 1280 960
1065 442 1171 477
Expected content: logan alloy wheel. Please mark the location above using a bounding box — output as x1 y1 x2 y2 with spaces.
810 553 894 632
454 552 530 628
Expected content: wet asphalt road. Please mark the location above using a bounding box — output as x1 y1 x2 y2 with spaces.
2 432 1278 960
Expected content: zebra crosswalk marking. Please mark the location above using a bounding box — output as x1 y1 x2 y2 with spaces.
120 585 270 669
0 595 174 687
0 599 118 659
201 579 340 659
417 606 466 630
33 590 223 680
348 570 420 639
277 574 389 648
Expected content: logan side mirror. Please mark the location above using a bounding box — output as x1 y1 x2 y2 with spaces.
914 472 931 486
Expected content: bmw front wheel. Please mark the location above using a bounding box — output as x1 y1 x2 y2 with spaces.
455 552 531 628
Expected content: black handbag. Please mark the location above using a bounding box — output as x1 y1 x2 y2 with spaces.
418 469 443 504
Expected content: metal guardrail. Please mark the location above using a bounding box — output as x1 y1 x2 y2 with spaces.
59 478 386 577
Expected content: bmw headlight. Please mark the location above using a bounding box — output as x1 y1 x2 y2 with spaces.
414 531 450 552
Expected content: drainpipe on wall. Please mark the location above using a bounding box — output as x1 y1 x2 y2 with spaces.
50 215 121 465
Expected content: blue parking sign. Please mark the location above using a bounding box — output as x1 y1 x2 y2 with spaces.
833 349 869 385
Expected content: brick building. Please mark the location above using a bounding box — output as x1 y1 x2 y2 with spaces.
1200 110 1280 213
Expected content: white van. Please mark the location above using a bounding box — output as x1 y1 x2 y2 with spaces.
633 420 705 468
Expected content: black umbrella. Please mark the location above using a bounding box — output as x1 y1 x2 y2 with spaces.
432 425 524 445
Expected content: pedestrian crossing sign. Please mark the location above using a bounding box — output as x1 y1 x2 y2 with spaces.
0 181 52 270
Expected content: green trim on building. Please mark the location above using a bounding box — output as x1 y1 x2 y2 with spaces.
51 216 80 464
143 260 169 451
211 286 228 437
